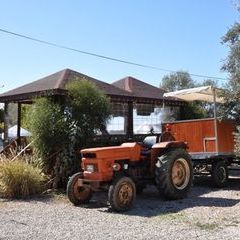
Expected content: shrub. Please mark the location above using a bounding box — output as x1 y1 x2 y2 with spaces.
234 126 240 156
29 98 71 160
66 79 111 147
27 78 111 188
0 158 46 198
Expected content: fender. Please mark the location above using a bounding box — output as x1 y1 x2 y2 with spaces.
152 141 188 150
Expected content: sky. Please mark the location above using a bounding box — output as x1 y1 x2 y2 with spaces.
0 0 239 93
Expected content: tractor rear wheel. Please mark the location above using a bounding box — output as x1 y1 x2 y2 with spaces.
155 148 193 200
67 172 92 205
108 177 136 212
211 161 228 187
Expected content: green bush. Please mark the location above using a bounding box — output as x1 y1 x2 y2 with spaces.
0 159 46 198
234 126 240 156
27 78 111 188
66 79 111 147
29 98 71 160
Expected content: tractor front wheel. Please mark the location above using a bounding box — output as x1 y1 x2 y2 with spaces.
108 177 136 212
67 172 92 205
155 148 193 200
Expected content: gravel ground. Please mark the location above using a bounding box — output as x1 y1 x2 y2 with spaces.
1 177 240 240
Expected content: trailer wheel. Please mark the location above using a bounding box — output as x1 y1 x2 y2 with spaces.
67 172 92 205
155 148 193 200
108 177 136 212
211 161 228 187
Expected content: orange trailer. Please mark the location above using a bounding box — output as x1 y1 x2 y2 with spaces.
164 86 239 187
163 118 236 154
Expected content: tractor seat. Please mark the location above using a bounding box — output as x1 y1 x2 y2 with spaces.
142 136 158 149
141 136 158 158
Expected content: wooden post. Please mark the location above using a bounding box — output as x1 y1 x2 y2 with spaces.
127 101 133 139
3 102 9 146
17 103 22 139
213 88 219 153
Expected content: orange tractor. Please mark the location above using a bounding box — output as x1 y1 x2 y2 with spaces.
67 85 239 211
67 131 193 211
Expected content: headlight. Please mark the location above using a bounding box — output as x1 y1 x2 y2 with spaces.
112 163 121 171
86 164 94 173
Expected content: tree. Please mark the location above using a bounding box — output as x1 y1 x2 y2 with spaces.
220 6 240 154
29 98 71 169
160 71 221 119
160 71 195 91
200 79 218 118
220 21 240 122
234 126 240 156
202 79 218 88
21 104 33 130
161 71 205 119
65 79 111 147
28 79 111 188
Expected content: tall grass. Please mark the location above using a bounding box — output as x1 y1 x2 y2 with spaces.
0 155 46 198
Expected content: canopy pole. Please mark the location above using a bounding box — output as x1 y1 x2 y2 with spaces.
213 88 219 153
161 99 166 135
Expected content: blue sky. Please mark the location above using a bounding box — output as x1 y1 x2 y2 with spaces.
0 0 239 92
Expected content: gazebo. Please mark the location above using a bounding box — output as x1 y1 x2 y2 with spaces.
0 68 183 144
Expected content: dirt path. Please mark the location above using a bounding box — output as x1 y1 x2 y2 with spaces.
1 178 240 240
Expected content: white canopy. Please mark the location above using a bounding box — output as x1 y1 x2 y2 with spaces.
1 125 31 140
163 86 224 103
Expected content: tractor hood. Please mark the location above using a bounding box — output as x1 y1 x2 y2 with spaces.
81 142 141 161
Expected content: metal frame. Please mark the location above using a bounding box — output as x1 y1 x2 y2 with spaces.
203 137 217 152
213 88 219 153
163 86 220 154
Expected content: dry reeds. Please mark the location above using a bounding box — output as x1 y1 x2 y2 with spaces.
0 154 46 198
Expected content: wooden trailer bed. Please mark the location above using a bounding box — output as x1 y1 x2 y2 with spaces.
162 86 239 187
163 118 236 154
162 118 238 187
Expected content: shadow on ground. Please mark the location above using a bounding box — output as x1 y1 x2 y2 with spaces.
93 176 240 217
2 175 240 218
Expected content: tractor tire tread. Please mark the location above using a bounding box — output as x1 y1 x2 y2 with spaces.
155 148 193 200
67 172 92 205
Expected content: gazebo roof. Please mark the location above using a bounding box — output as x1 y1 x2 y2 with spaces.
112 76 178 104
0 69 133 102
0 69 183 105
